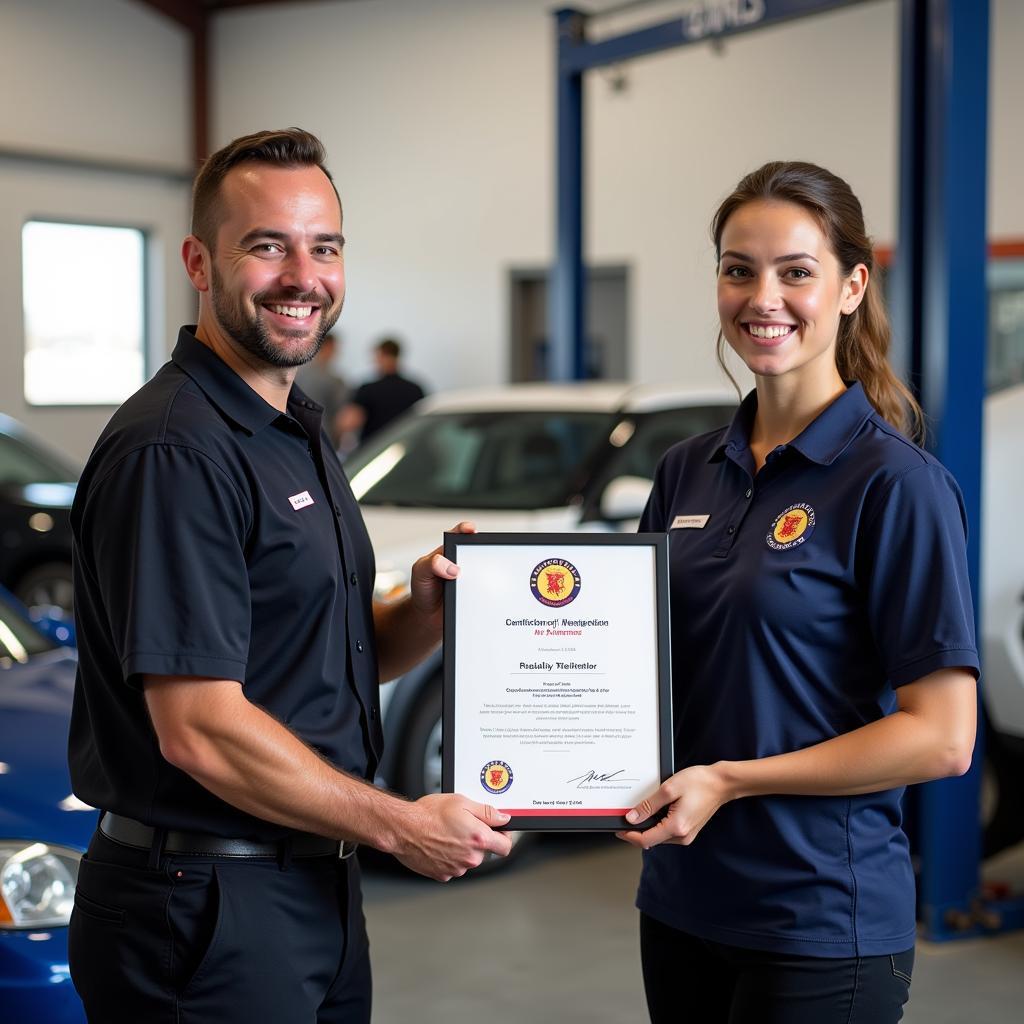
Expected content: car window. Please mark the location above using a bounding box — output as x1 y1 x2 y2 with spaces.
0 432 77 486
614 405 736 479
0 592 58 664
346 411 616 509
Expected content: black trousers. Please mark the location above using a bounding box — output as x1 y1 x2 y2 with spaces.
640 913 913 1024
69 829 371 1024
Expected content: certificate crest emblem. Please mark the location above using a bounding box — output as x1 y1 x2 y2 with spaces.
766 503 815 550
480 760 513 794
530 558 581 607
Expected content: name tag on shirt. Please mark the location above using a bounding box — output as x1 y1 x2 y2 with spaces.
288 490 315 510
671 514 710 530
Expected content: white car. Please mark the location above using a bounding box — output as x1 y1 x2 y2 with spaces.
981 382 1024 856
345 381 1024 862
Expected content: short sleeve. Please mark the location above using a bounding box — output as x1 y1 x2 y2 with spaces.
80 444 252 685
860 463 979 687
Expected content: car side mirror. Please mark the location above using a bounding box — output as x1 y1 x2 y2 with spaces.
599 475 653 522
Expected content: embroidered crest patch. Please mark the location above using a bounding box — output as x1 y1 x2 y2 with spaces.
766 503 815 550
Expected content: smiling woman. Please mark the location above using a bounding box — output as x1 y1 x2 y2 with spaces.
625 161 978 1024
711 162 922 445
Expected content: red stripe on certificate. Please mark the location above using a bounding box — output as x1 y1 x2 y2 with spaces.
503 808 629 816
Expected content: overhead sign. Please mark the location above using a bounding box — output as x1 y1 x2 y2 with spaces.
680 0 766 42
559 0 868 73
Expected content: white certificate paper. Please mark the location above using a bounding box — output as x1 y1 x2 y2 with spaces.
442 534 672 830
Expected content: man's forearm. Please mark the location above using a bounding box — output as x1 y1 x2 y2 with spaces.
148 678 410 849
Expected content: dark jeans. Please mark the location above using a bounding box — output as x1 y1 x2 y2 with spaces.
69 829 371 1024
640 913 913 1024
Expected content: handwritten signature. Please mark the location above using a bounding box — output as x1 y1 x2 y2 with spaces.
566 769 633 788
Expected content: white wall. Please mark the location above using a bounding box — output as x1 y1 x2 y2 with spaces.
0 0 191 169
584 1 900 386
213 0 554 392
213 0 1021 393
0 0 195 460
210 0 894 392
990 0 1024 237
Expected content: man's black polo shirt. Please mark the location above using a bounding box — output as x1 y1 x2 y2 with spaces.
69 327 383 840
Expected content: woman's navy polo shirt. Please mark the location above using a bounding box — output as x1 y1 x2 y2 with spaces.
637 382 979 957
69 327 383 841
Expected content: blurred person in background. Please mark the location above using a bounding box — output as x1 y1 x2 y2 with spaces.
340 336 426 446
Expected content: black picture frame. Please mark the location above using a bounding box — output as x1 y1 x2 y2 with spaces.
441 532 673 831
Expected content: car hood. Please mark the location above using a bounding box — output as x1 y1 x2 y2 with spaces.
0 649 96 850
361 505 585 582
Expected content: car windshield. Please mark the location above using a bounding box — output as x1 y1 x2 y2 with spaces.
0 592 58 664
346 410 617 509
0 431 78 486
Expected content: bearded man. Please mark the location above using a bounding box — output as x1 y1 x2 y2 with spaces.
67 128 509 1024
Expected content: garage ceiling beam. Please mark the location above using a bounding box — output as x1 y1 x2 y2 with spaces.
135 0 204 32
206 0 334 8
134 0 349 164
133 1 208 165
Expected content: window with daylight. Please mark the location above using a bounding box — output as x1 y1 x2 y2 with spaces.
22 221 147 405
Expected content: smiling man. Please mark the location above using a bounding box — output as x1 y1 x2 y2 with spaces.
66 128 511 1024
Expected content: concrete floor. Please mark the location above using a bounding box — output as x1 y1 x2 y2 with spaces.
362 834 1024 1024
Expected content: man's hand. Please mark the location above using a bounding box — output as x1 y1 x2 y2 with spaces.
407 520 476 631
144 676 513 875
391 794 513 881
616 764 732 849
375 521 477 682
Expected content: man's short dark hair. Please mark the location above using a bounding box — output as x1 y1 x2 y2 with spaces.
191 127 341 250
377 338 402 359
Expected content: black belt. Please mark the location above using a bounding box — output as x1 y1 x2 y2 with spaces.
99 812 358 860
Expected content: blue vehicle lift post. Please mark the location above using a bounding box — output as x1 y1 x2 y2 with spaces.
552 0 1021 938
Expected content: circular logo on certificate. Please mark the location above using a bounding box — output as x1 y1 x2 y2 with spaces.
530 558 581 607
480 761 513 795
766 503 816 550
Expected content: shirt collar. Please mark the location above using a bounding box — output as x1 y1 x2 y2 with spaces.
171 326 300 436
710 381 875 466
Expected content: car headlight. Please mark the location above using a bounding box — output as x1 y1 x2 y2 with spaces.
0 841 81 929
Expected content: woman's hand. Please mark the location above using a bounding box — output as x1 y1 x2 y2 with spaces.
616 764 734 849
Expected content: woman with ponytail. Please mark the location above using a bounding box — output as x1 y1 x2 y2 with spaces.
618 162 978 1023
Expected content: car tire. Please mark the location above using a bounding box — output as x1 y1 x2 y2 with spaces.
13 560 74 615
395 677 531 874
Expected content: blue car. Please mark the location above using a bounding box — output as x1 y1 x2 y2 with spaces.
0 587 90 1023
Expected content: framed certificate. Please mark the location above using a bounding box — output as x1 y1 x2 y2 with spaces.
442 533 673 831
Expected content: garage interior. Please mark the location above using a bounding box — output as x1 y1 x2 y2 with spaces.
2 0 1023 1021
